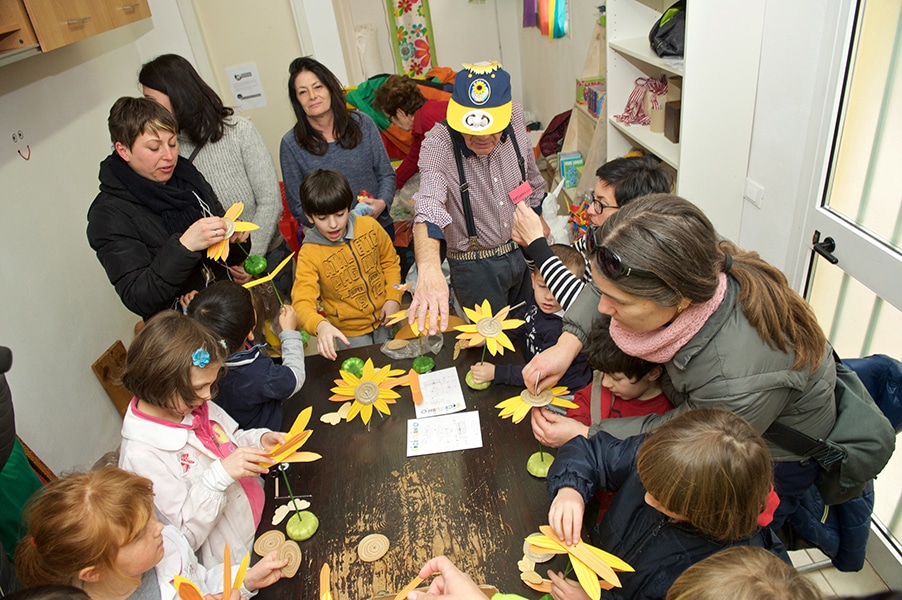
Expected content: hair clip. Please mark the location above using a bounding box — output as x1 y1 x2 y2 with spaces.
192 348 211 368
218 339 228 350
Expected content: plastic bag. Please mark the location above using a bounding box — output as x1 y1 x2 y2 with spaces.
380 335 444 360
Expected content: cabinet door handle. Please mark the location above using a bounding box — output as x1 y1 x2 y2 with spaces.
122 3 141 8
66 16 92 25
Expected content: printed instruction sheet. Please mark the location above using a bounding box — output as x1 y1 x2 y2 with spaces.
413 367 467 419
406 411 483 457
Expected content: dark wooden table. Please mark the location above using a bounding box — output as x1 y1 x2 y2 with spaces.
257 333 561 600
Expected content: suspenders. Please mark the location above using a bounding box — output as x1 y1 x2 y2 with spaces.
445 122 527 252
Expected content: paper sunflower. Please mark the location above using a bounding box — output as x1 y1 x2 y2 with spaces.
454 300 524 356
261 406 322 467
208 202 259 262
329 358 406 425
496 386 576 424
523 526 633 600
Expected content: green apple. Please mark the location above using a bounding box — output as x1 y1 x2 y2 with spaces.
341 357 365 378
412 356 435 374
285 510 319 541
526 451 554 478
465 370 491 391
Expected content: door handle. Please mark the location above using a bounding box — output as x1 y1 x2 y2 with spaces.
813 235 839 264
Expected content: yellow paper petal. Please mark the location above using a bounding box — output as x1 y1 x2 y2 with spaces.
496 333 515 352
486 336 498 355
526 534 567 552
346 401 362 422
501 318 526 330
233 222 259 232
374 398 391 415
224 203 244 220
480 298 492 317
360 403 374 425
362 358 376 380
285 406 312 439
243 252 295 288
279 451 323 463
551 398 580 410
463 305 482 323
586 544 635 573
454 323 479 334
233 552 250 591
571 556 602 600
512 402 531 423
331 385 358 397
173 576 204 600
550 385 571 396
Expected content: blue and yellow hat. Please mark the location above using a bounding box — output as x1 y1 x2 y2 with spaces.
446 60 512 136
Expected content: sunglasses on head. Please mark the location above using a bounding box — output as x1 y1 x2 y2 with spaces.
586 227 657 280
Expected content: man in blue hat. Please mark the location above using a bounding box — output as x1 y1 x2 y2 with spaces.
409 60 547 333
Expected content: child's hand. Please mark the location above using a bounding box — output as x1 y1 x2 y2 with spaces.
316 321 349 361
277 305 298 332
530 408 589 448
244 550 288 591
380 299 401 326
179 290 199 309
261 431 285 452
547 569 591 600
469 362 495 384
221 446 273 480
548 487 585 546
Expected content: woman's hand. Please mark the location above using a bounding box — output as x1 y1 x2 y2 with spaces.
220 446 272 480
260 432 285 452
408 555 486 600
547 569 591 600
548 487 586 546
316 321 349 361
380 299 401 326
531 408 589 448
469 362 495 384
522 333 584 393
244 550 289 591
512 202 546 247
179 290 199 309
277 305 298 332
180 216 227 252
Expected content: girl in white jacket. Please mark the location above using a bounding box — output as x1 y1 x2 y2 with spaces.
15 467 286 600
118 311 285 567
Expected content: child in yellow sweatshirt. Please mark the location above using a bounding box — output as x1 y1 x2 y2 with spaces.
291 169 402 360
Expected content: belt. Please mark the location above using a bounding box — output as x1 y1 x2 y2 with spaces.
447 240 518 261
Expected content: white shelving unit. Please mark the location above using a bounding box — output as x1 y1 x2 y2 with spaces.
605 0 766 240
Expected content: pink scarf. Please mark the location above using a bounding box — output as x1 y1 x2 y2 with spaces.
130 399 264 527
610 273 728 364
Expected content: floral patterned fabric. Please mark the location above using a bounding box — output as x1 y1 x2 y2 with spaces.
386 0 436 76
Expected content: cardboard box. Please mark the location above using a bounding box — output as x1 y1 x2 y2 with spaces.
559 151 584 188
665 101 681 143
575 76 604 104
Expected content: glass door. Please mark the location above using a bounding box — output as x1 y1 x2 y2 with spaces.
800 0 902 585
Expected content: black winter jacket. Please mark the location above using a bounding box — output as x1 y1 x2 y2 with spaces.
547 432 788 600
87 154 242 320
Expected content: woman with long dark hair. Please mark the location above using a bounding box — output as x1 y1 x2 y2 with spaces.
279 57 395 238
139 54 291 298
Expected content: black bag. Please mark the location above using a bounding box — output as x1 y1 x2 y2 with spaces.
648 1 686 58
764 354 897 505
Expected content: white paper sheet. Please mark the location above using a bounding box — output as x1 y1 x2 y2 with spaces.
406 411 483 457
413 367 467 419
225 62 267 110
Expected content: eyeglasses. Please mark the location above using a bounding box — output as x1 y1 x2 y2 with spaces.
585 227 657 280
592 198 619 215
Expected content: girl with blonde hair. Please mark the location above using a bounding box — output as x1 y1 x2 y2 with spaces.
14 467 285 600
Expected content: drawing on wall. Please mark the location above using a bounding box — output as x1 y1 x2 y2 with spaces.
12 130 30 160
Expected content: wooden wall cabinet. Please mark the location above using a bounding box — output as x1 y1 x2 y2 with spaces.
0 0 150 57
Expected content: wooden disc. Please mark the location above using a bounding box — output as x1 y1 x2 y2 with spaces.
357 533 390 562
354 381 380 405
523 535 554 563
278 540 302 578
475 317 502 337
253 530 285 556
385 339 409 350
520 389 553 408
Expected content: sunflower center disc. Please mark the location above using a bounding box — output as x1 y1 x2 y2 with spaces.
354 381 380 405
521 389 553 407
222 218 236 238
476 317 502 337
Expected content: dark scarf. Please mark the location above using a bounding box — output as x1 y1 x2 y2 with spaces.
109 152 214 235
